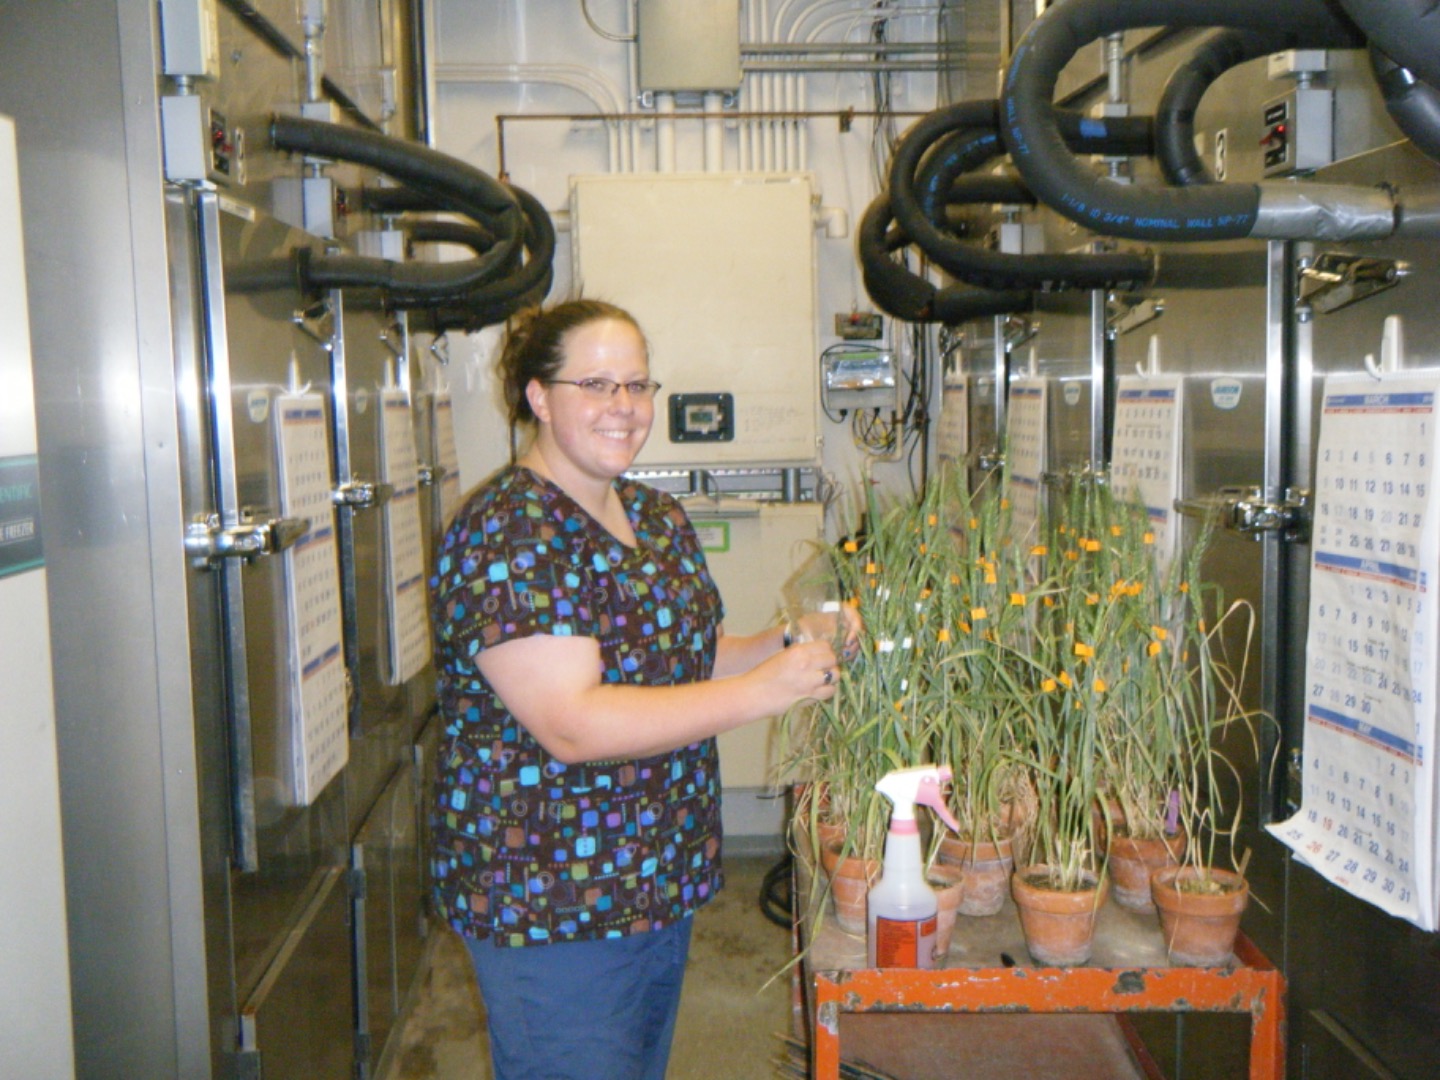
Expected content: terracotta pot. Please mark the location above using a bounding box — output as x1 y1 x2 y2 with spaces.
1093 798 1126 851
1010 865 1110 967
821 843 881 936
1150 865 1249 966
926 863 966 963
937 833 1015 916
1107 829 1186 914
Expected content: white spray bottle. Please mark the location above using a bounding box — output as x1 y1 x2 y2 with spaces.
867 765 962 968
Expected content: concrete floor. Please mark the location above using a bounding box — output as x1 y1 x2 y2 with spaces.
379 854 795 1080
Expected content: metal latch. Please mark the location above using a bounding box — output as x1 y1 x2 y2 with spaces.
417 463 448 487
332 479 394 509
1107 296 1164 338
184 513 309 566
1298 253 1408 317
975 448 1005 473
1002 315 1038 351
1174 486 1311 542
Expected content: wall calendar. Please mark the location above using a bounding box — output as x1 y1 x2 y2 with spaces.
274 393 348 805
379 387 433 686
1110 375 1185 573
1268 373 1440 931
1006 377 1048 545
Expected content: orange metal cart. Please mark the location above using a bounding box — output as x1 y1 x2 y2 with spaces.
796 882 1285 1080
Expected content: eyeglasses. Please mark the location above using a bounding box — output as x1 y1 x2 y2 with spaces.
545 377 663 400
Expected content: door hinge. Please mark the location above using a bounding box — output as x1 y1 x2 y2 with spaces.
347 864 367 901
353 1032 372 1080
1174 486 1311 542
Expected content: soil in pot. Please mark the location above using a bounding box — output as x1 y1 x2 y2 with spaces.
1150 865 1249 966
1108 828 1186 914
820 842 881 936
1010 865 1110 967
937 832 1014 916
925 863 966 963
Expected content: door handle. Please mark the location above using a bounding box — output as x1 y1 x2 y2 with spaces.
332 478 394 508
184 513 310 564
1174 486 1311 542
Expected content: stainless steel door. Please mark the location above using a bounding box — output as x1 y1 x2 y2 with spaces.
178 189 354 1078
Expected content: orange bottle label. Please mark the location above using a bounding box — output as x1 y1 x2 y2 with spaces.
873 915 937 968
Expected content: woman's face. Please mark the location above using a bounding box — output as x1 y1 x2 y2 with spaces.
526 317 654 485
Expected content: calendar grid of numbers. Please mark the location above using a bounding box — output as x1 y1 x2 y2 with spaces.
274 394 349 806
1006 378 1048 545
379 388 433 686
1110 376 1185 573
1267 374 1440 931
432 390 463 535
936 375 969 464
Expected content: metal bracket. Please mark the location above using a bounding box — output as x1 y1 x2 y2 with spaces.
1297 253 1409 317
975 449 1005 473
332 479 394 509
416 462 448 487
184 513 309 566
1107 296 1165 338
1002 315 1038 351
428 334 451 366
1174 486 1311 542
292 298 334 348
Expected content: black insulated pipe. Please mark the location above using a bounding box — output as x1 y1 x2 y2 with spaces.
999 0 1397 243
859 192 1033 325
889 99 1155 291
1155 29 1295 186
1370 48 1440 166
270 115 530 300
1337 0 1440 91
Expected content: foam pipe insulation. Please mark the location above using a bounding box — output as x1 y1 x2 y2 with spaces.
998 0 1440 242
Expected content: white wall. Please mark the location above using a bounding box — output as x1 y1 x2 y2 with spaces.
426 0 943 534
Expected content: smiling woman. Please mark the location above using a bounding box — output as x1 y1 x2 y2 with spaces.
427 298 860 1080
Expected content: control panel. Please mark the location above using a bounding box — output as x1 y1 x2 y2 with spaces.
669 392 734 443
1261 86 1333 177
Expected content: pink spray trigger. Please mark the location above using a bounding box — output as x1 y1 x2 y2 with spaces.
915 767 961 834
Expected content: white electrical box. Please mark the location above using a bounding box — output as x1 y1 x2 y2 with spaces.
571 173 820 467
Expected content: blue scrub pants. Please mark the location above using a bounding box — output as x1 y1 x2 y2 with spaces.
465 916 694 1080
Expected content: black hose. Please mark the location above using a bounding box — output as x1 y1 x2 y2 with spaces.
1370 48 1440 165
406 220 502 258
858 192 1032 325
1156 29 1296 186
1337 0 1440 91
271 114 526 299
889 100 1154 291
1001 0 1369 242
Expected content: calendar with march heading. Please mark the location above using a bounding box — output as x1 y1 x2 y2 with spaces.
275 393 349 805
1110 376 1185 573
1007 377 1048 545
1267 373 1440 931
379 387 433 686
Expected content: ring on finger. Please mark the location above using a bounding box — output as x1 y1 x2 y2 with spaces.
822 669 834 685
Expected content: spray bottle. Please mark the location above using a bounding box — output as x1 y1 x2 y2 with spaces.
867 765 962 968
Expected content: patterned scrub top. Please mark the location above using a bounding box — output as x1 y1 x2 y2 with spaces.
430 465 726 946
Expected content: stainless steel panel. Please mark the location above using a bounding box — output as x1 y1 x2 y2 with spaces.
0 2 211 1075
354 759 427 1078
242 867 356 1080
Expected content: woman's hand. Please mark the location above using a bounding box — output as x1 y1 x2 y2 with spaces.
762 637 844 704
791 604 863 664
